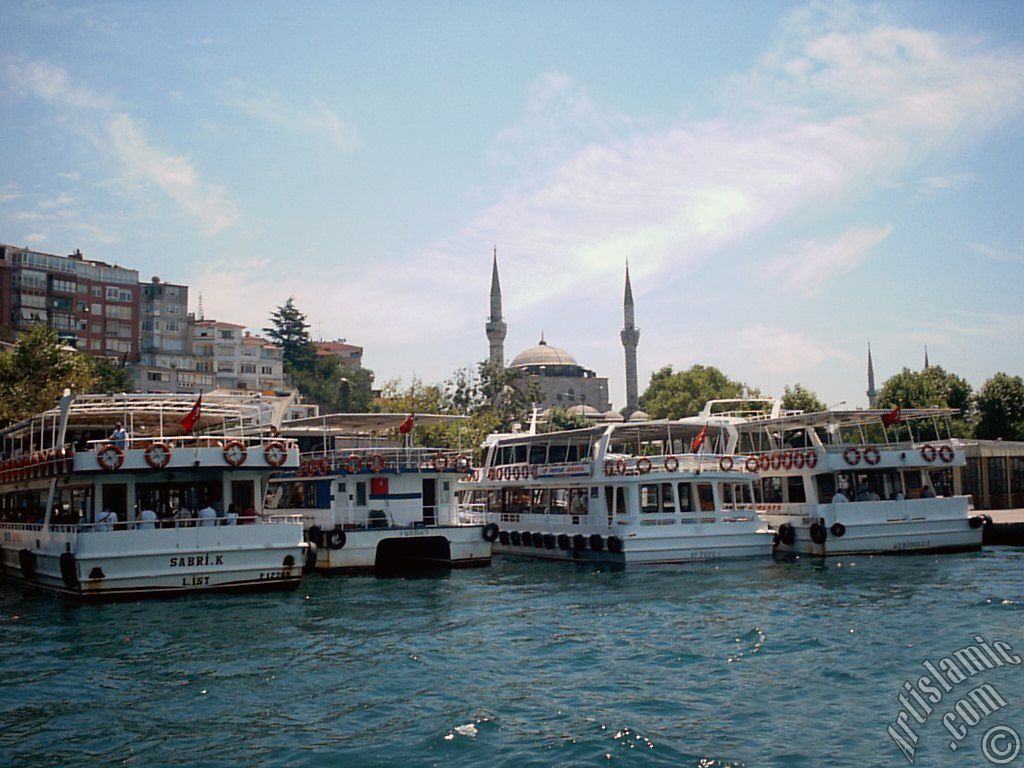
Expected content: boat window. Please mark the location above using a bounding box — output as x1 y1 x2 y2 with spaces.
696 483 716 512
506 487 530 514
569 489 588 516
815 473 836 503
639 484 659 514
550 488 569 514
578 442 591 460
604 485 627 516
513 445 527 463
532 489 549 514
786 476 806 504
487 490 501 512
356 482 367 506
549 444 568 463
660 483 674 513
677 483 694 513
928 468 953 498
529 444 546 465
721 483 734 507
761 477 783 504
566 444 578 462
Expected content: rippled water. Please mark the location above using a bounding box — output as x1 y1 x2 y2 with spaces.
2 549 1022 767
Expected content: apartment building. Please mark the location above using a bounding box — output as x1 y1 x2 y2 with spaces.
193 319 284 392
315 338 363 369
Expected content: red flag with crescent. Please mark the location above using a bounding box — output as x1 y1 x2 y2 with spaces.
181 394 202 433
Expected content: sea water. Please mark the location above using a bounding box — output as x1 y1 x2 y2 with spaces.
1 549 1022 767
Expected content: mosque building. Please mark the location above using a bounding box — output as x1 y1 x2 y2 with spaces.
485 249 644 420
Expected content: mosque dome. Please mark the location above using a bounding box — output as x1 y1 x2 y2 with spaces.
510 338 584 374
566 404 601 417
628 410 651 422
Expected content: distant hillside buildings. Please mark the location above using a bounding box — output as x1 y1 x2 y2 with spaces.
0 242 362 395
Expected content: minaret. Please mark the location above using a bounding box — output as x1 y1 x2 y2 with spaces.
485 247 506 368
866 342 877 408
924 345 930 370
620 262 640 416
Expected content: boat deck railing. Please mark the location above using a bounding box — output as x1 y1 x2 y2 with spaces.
0 514 304 533
294 447 472 476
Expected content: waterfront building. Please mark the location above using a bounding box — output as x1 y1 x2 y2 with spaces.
0 244 140 360
193 319 285 393
315 338 363 369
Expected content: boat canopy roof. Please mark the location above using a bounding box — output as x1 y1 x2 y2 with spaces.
1 393 272 441
735 407 959 433
280 412 466 437
486 419 716 448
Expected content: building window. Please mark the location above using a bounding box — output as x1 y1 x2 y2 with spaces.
106 286 132 302
261 366 273 374
92 286 102 297
219 330 234 340
165 321 179 332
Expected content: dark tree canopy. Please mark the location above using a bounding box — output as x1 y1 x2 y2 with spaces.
877 365 974 436
639 364 755 420
781 383 826 413
975 372 1024 440
264 297 316 372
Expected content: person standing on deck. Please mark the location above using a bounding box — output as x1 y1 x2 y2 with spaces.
109 423 129 449
198 501 217 527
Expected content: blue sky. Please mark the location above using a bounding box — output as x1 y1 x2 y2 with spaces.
2 0 1023 410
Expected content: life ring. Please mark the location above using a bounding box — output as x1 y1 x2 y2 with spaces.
719 456 734 472
792 451 805 469
487 467 496 481
615 458 628 476
432 454 450 472
223 440 248 467
344 454 363 473
938 445 955 464
589 534 605 552
745 456 759 473
843 447 861 466
96 443 125 471
145 442 172 469
326 529 347 550
482 523 499 542
664 455 679 472
769 453 782 470
809 522 828 545
758 454 771 472
780 451 793 470
369 453 386 473
830 522 846 537
607 536 623 554
920 444 937 463
777 524 795 546
263 441 289 467
862 446 881 466
636 457 653 475
804 450 818 468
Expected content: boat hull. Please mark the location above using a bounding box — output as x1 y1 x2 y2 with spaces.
313 524 492 573
0 524 306 600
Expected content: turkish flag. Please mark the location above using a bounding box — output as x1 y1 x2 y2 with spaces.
691 425 708 453
399 413 414 434
881 405 902 427
180 394 202 433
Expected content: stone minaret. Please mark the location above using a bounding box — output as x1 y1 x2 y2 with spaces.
924 345 930 370
866 342 878 408
485 247 506 368
620 263 640 416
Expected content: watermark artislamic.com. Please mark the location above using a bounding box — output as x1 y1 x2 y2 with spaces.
889 635 1021 764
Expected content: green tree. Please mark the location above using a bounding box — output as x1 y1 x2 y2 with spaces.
781 383 826 413
0 327 94 426
291 357 375 413
84 355 131 394
975 372 1024 440
543 406 589 432
639 364 754 419
877 365 974 436
264 297 317 372
478 361 541 432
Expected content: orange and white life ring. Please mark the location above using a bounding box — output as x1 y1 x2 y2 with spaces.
96 443 125 471
344 453 362 473
263 441 289 467
664 455 679 472
843 447 862 466
862 446 881 465
920 444 937 463
804 449 818 469
369 453 386 473
636 457 653 475
780 451 793 470
223 440 248 467
792 451 805 470
745 456 759 473
719 455 734 472
938 445 955 464
145 442 172 469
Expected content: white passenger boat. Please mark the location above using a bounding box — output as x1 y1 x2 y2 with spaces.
459 420 774 566
720 401 985 555
0 392 308 600
267 413 493 572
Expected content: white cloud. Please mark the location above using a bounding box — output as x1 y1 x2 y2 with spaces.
231 92 360 152
917 173 973 196
765 224 893 296
23 232 47 244
3 59 238 235
969 242 1024 265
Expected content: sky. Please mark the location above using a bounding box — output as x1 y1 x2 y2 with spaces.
1 0 1023 410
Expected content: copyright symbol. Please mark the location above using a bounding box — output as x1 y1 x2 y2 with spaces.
982 725 1021 765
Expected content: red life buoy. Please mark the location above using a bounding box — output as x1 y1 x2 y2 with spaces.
770 453 782 470
263 441 289 467
223 440 248 467
863 446 881 465
805 449 818 468
719 455 734 472
792 451 805 470
615 458 628 475
758 454 771 472
487 467 496 481
344 453 362 473
938 445 955 464
664 455 679 472
96 443 125 471
780 451 793 470
369 454 386 473
145 442 172 469
745 456 759 473
843 447 862 466
604 460 615 476
920 444 937 463
636 457 653 474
